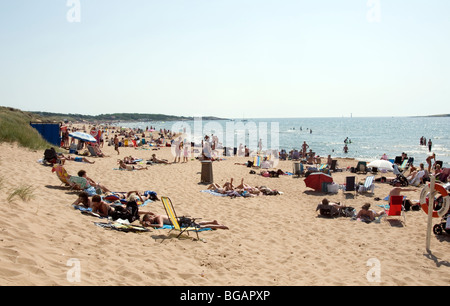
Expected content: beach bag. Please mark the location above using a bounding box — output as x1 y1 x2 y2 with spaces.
112 201 140 223
44 148 58 163
327 183 339 193
125 201 140 223
319 207 334 218
339 207 356 218
178 216 196 228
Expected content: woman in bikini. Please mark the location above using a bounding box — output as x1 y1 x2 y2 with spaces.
356 203 385 222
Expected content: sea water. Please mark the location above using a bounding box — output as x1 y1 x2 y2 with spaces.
114 116 450 167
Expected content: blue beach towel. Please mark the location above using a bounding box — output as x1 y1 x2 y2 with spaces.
200 190 228 197
155 224 212 232
383 195 406 201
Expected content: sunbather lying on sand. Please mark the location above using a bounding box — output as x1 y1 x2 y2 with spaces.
72 191 91 208
207 178 281 196
149 154 170 164
140 212 229 229
103 190 160 204
61 154 95 164
118 159 148 170
91 195 115 217
355 203 385 223
123 156 140 164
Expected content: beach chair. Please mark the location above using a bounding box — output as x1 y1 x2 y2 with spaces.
355 161 367 174
161 196 201 240
52 165 71 186
87 145 98 157
52 165 85 190
253 155 262 168
317 204 340 218
399 159 408 171
358 176 375 193
318 164 327 171
343 176 357 196
384 195 406 224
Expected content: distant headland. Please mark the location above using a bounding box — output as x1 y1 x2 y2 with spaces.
29 111 227 123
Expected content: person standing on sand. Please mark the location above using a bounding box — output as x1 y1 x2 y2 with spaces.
114 135 120 155
426 153 436 173
301 141 309 158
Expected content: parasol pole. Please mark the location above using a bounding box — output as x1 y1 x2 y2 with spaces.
426 175 436 251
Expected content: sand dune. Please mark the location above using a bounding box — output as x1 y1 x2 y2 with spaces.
0 138 448 286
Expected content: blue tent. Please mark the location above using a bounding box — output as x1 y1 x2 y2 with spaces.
30 122 61 146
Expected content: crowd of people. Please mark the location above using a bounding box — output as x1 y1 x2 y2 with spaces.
48 124 233 234
55 123 449 232
207 178 281 197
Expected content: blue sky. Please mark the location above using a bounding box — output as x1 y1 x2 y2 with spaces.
0 0 449 118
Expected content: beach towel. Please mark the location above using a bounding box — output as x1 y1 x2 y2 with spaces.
155 224 212 232
113 166 136 171
200 190 228 197
73 204 91 212
73 204 103 218
94 222 150 233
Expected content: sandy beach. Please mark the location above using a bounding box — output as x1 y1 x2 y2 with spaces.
0 128 449 287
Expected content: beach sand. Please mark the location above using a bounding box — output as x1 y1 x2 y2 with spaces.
0 134 449 286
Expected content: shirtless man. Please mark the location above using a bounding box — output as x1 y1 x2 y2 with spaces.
389 187 417 197
91 195 114 217
60 154 95 164
114 135 120 155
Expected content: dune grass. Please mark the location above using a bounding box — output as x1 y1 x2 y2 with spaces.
7 184 35 202
0 106 56 150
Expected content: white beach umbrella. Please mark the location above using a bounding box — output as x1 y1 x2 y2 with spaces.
69 131 97 143
368 160 393 171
